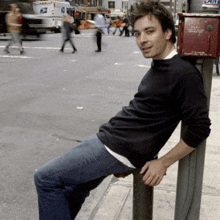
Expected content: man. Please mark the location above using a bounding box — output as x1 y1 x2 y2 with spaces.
34 1 211 219
112 16 122 35
106 15 112 34
73 12 81 35
94 8 105 52
120 15 130 37
4 4 24 55
60 14 77 53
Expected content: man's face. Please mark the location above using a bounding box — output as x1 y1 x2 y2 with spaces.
134 15 172 60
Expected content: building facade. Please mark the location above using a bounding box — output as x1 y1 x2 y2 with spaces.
67 0 103 6
102 0 137 11
66 0 218 17
67 0 137 10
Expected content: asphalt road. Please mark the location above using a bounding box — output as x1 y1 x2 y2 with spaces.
0 30 151 220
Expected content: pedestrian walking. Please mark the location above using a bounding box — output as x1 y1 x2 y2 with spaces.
120 15 130 37
34 1 211 220
73 12 81 35
105 15 112 34
94 8 105 52
112 16 122 35
15 7 23 47
60 14 77 53
4 4 24 55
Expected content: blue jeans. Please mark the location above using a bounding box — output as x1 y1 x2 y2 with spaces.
5 33 23 52
34 134 134 220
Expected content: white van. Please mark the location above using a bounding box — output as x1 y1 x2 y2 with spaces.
33 1 72 32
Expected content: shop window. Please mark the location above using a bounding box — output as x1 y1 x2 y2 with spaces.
108 1 115 9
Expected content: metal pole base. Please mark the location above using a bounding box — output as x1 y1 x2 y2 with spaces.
133 169 153 220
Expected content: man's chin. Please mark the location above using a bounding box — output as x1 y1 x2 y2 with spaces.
142 53 152 59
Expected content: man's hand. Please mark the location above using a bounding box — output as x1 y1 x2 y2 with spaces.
140 159 167 186
140 139 195 186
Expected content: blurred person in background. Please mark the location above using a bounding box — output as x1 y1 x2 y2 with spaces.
120 15 130 37
15 7 23 48
94 8 105 52
112 16 122 35
60 14 77 53
4 4 24 55
73 12 81 35
105 15 112 34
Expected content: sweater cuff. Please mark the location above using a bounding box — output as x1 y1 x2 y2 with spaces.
182 130 210 148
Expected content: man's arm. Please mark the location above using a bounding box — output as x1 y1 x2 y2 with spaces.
140 139 195 186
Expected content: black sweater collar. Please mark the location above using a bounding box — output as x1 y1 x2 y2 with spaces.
151 54 180 68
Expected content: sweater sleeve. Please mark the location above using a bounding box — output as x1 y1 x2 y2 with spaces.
177 70 211 147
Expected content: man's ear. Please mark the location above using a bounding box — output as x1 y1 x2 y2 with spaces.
165 29 172 41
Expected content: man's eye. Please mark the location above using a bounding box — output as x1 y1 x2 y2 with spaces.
134 32 140 37
146 30 154 34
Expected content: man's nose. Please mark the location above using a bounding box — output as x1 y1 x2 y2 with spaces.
140 33 148 44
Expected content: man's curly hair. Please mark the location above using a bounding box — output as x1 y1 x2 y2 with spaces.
133 0 176 44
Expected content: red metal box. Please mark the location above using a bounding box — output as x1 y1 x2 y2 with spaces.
177 13 220 58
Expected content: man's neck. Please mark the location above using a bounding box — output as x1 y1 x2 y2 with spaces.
164 49 177 60
153 43 176 60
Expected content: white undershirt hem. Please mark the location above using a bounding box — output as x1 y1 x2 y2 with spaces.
104 145 135 168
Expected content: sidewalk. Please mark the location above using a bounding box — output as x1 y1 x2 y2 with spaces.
76 74 220 220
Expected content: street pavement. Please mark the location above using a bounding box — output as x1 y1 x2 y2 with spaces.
0 30 220 220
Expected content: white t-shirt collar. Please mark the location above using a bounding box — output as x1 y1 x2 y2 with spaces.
163 49 178 60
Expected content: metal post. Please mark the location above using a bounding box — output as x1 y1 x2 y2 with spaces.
174 59 213 220
133 169 153 220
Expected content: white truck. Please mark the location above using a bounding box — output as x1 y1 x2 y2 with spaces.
33 1 73 33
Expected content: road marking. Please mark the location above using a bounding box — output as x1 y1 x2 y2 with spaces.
136 64 151 68
24 46 60 50
0 45 60 50
74 33 114 38
0 55 34 59
113 63 151 68
132 64 151 68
